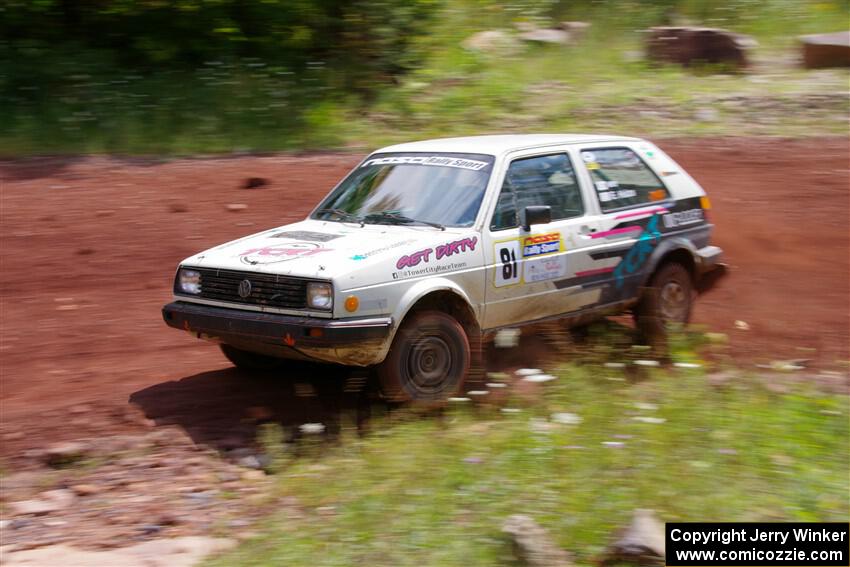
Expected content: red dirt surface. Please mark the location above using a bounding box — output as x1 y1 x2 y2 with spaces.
1 138 848 460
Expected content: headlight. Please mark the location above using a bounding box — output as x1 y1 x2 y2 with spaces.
307 282 333 310
176 268 201 295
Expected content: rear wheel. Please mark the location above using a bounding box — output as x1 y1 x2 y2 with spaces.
634 262 694 346
220 344 282 371
377 311 470 403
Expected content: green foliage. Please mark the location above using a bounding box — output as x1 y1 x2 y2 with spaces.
206 364 849 566
0 0 847 154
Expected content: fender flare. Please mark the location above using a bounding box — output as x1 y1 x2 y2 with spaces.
639 236 699 288
391 277 478 331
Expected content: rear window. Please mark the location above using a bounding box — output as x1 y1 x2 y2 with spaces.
580 148 669 212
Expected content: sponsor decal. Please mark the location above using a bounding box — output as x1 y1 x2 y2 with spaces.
350 239 416 261
238 242 330 265
494 232 565 287
361 156 489 171
273 230 342 242
524 255 567 283
613 214 662 288
521 232 562 257
395 237 477 270
598 189 637 202
392 261 469 280
595 180 619 191
663 208 704 228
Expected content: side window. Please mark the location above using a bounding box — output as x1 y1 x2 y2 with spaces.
490 153 583 231
581 148 669 211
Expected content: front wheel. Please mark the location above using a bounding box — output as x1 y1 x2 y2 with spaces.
634 262 694 346
376 311 470 403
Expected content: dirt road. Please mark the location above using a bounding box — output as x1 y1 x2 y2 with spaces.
1 137 848 460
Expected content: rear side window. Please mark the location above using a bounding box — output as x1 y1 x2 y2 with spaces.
490 153 584 231
581 148 668 211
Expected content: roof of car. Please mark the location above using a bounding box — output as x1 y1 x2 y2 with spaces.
376 134 643 156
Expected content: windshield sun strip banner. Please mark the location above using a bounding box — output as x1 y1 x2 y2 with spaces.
360 155 492 171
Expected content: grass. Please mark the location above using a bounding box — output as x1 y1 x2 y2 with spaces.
2 1 848 155
205 357 849 566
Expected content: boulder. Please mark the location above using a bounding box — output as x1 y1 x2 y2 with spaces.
602 509 666 565
646 26 756 69
520 28 571 45
502 514 573 567
558 21 591 41
800 31 850 69
462 30 521 55
44 441 89 467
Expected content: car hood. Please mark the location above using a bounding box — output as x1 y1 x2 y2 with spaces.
180 219 479 289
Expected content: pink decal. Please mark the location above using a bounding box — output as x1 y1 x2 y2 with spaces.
239 243 330 264
397 237 478 269
589 226 643 239
575 266 615 277
614 206 668 220
435 236 478 260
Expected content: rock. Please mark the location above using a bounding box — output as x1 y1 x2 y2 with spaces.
551 412 582 425
9 490 74 516
557 21 591 41
71 483 101 496
799 32 850 69
602 509 666 565
241 470 266 481
138 524 162 536
225 203 248 212
520 28 571 45
10 500 61 516
242 177 269 189
522 374 556 383
44 441 89 467
502 514 573 567
694 107 719 122
494 328 521 348
236 455 263 470
646 26 756 69
43 489 76 508
462 30 521 55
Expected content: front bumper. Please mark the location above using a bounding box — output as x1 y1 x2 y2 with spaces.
162 301 393 366
695 245 728 293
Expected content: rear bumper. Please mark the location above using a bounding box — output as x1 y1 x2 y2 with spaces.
162 301 393 366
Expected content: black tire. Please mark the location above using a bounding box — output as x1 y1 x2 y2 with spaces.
634 262 694 346
376 310 470 403
220 344 282 371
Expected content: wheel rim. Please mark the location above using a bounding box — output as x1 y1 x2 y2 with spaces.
407 335 453 393
659 281 689 322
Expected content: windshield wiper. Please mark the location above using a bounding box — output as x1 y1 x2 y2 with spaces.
314 208 364 226
362 211 445 231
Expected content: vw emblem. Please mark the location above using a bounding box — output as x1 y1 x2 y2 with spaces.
237 279 252 299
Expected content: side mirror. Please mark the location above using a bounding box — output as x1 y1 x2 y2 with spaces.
522 205 551 231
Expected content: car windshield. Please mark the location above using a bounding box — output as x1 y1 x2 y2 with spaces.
311 152 495 228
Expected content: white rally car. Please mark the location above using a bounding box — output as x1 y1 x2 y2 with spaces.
163 134 724 402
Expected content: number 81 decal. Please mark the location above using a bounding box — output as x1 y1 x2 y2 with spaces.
494 240 522 287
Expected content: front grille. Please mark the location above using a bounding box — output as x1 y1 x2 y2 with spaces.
186 267 308 310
